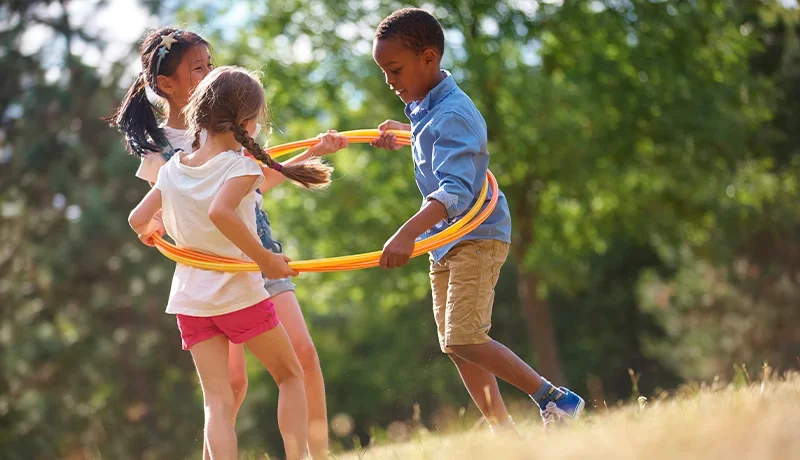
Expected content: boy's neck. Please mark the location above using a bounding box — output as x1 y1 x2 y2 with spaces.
416 69 446 103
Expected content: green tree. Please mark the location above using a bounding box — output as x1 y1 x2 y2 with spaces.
182 0 794 449
2 0 797 457
2 1 200 458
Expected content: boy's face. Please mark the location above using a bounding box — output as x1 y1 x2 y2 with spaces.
373 38 438 104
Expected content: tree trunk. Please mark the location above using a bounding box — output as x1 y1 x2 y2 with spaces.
516 268 568 385
512 189 568 385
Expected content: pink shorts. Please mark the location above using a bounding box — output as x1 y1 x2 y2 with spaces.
176 298 280 350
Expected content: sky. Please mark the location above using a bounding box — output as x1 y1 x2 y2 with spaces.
18 0 155 81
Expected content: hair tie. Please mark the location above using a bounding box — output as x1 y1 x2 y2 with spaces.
271 162 283 172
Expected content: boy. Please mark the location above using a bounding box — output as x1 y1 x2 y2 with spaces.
371 8 584 429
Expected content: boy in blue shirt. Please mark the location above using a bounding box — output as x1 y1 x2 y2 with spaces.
371 8 584 429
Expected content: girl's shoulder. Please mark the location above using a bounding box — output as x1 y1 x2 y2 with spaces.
217 149 260 169
216 150 264 180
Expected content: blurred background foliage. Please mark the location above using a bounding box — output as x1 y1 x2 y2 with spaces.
1 0 798 457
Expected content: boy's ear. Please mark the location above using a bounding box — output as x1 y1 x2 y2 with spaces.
423 47 438 66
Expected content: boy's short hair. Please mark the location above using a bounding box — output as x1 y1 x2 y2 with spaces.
375 8 445 56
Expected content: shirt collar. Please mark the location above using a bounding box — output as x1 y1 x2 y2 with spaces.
405 70 456 118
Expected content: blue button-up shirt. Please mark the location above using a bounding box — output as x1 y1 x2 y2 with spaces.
405 70 512 262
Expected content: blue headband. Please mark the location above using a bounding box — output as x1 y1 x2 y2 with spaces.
154 32 179 78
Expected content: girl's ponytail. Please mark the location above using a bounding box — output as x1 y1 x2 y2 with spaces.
106 73 167 157
231 124 332 189
107 27 210 157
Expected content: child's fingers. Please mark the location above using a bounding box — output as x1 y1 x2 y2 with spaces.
371 132 397 149
371 137 386 149
287 268 300 277
385 133 399 150
379 119 403 134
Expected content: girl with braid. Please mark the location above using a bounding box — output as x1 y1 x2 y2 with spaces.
129 66 333 460
110 29 344 459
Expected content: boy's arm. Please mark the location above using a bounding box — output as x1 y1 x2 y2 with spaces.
129 187 165 246
425 113 480 219
380 113 481 269
380 200 447 268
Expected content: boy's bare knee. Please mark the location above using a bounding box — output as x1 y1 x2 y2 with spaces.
448 352 466 365
449 344 480 361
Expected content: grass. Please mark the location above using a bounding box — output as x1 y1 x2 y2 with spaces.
335 372 800 460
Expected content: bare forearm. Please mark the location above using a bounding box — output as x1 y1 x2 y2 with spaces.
129 190 162 235
130 215 158 236
209 208 271 264
396 199 448 239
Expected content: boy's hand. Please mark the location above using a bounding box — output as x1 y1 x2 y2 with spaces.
380 230 415 269
258 252 300 279
137 213 166 247
371 120 410 151
308 130 349 157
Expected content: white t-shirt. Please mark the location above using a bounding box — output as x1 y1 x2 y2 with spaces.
136 126 265 210
136 126 207 184
154 150 268 316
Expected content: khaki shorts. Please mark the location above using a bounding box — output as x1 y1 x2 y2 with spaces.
430 239 510 353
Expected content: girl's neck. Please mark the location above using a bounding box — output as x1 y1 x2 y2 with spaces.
182 133 241 167
165 103 187 130
204 133 242 153
196 133 241 157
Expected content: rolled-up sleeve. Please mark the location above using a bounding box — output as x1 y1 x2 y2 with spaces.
426 112 479 218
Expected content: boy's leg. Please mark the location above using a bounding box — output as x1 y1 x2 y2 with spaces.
448 354 511 425
271 289 329 459
431 250 513 430
440 240 583 421
449 341 543 394
189 335 238 460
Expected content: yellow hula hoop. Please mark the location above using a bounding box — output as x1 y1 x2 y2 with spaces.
151 129 499 273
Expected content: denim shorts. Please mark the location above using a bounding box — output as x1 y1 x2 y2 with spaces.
255 202 296 297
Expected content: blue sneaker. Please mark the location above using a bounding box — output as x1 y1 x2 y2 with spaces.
540 387 584 427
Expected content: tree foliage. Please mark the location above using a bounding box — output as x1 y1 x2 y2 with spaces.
2 0 798 457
